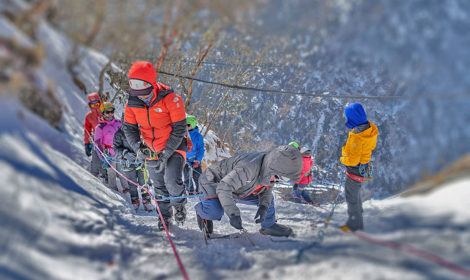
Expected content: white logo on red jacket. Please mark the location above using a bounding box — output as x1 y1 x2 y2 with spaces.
154 108 162 113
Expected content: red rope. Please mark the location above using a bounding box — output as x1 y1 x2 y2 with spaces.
351 231 470 278
86 130 190 280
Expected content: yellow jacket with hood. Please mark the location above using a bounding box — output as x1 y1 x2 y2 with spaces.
340 121 379 166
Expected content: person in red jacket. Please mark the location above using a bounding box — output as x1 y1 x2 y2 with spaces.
292 147 314 203
122 61 187 230
83 92 106 178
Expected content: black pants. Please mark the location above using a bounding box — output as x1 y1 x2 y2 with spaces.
123 164 145 201
344 166 364 230
145 152 186 218
184 163 202 192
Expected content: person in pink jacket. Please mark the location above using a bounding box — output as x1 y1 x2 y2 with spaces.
292 147 314 203
94 102 123 191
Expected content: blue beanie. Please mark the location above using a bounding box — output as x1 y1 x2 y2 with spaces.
344 103 368 129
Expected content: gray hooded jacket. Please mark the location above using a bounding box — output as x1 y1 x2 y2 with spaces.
199 145 303 217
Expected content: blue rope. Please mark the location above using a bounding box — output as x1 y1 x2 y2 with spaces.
160 193 204 200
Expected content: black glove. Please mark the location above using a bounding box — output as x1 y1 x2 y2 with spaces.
293 184 298 190
229 214 243 230
85 143 92 157
137 143 151 162
254 205 268 224
123 151 137 163
147 150 170 172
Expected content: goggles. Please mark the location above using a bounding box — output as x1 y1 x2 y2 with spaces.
129 79 154 96
103 109 115 114
89 100 101 108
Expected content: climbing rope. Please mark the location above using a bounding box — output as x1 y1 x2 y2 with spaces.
85 130 190 280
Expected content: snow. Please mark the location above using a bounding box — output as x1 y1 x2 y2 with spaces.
1 4 469 280
1 95 470 280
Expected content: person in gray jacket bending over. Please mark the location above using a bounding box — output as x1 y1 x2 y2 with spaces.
195 145 302 237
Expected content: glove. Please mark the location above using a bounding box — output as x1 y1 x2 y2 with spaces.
229 214 243 230
191 160 200 168
293 184 298 190
147 150 170 172
254 205 268 224
123 151 137 163
137 143 151 162
85 143 92 157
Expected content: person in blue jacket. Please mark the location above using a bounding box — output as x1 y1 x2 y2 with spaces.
185 115 205 193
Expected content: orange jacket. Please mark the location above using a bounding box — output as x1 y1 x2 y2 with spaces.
123 82 187 157
340 121 378 166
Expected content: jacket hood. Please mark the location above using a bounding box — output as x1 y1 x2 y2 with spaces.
261 145 303 182
128 61 157 86
345 103 368 129
87 92 101 103
356 121 379 139
300 146 311 156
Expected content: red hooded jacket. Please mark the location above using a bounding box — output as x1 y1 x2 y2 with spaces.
123 61 187 159
295 155 313 184
83 93 102 144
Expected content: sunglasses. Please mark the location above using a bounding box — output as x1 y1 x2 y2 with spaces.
104 110 114 114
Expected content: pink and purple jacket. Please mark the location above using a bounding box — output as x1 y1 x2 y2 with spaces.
93 117 122 156
295 156 313 185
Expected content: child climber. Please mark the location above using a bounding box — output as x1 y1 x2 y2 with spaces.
94 102 123 191
185 115 205 193
340 103 378 232
292 146 314 204
83 92 105 179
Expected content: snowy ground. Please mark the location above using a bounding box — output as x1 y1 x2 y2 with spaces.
1 98 470 280
1 4 469 278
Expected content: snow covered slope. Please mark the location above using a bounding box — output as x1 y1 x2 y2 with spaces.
1 2 469 279
1 98 469 280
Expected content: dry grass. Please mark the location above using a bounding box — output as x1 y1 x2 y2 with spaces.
401 154 470 197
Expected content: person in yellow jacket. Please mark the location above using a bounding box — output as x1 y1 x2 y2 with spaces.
339 103 379 232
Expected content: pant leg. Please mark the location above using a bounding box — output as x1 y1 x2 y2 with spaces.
107 162 118 190
345 167 364 230
301 190 313 203
123 167 139 201
238 194 276 229
194 198 225 221
192 166 202 192
164 153 186 210
136 166 145 186
292 189 303 203
148 164 171 217
116 162 129 191
148 152 185 217
90 149 101 176
183 163 191 191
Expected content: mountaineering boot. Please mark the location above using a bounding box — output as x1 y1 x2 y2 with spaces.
174 206 187 224
196 213 213 234
158 216 172 231
340 225 351 232
259 223 294 237
131 198 140 211
340 223 364 232
142 198 153 212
